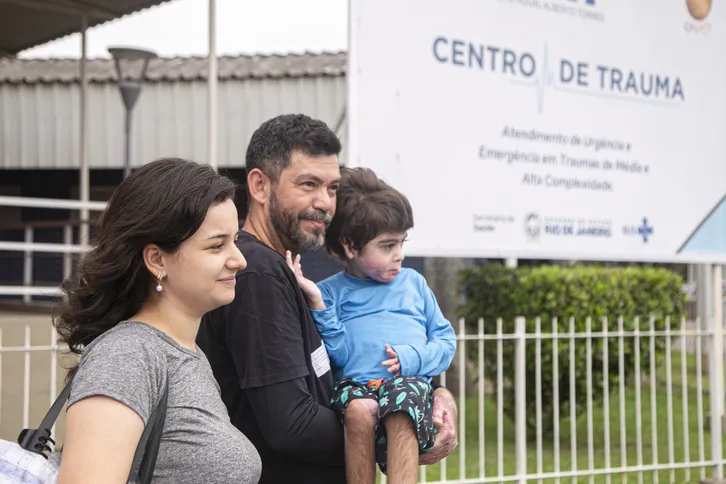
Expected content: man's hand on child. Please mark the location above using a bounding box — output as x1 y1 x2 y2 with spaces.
381 344 401 375
419 388 459 465
285 250 326 310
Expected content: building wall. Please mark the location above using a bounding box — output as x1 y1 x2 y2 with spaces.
0 76 347 169
0 168 425 300
0 71 428 298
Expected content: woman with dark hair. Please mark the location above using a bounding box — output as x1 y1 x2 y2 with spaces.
55 158 261 484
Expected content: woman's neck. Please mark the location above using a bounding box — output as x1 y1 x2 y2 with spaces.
131 298 201 351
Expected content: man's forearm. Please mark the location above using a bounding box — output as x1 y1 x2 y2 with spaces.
247 378 346 466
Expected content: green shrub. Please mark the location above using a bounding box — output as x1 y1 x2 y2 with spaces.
459 265 687 438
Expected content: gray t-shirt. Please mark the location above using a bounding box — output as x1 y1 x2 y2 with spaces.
68 321 261 484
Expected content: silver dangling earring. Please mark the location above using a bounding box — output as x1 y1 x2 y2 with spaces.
156 272 163 292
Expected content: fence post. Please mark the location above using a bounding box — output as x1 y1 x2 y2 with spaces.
710 265 724 480
63 224 73 280
23 226 33 303
515 316 527 484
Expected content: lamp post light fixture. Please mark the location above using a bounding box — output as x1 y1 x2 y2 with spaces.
108 46 157 178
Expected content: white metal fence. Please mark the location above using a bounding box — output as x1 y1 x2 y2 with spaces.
2 315 724 483
0 195 105 300
379 316 723 484
0 319 69 446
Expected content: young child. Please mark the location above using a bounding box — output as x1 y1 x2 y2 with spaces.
286 167 456 483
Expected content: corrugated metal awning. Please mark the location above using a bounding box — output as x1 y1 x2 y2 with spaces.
0 52 348 84
0 0 174 56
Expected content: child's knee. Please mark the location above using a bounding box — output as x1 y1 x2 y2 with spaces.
345 398 379 424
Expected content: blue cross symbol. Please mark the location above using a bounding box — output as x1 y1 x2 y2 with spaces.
638 218 653 243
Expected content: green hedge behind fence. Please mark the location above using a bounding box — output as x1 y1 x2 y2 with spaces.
459 265 688 438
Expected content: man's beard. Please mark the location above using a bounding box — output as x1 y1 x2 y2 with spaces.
269 191 332 251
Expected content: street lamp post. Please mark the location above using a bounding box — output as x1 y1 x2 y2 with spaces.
108 47 157 178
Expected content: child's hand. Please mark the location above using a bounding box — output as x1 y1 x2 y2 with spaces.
286 250 325 310
381 344 401 375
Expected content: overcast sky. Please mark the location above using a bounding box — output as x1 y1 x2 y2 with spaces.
19 0 348 58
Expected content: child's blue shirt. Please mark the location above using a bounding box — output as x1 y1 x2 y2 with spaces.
310 268 457 383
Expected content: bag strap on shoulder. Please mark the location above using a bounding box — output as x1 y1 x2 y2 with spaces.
18 371 170 484
17 374 75 457
130 376 170 484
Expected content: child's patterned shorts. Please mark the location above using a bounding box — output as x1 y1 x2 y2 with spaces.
330 375 437 474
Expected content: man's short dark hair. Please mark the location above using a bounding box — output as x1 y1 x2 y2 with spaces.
245 113 342 185
325 167 414 262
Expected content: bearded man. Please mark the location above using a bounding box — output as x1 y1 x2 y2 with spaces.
197 114 458 484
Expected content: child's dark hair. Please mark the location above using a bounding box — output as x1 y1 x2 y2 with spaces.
324 167 414 262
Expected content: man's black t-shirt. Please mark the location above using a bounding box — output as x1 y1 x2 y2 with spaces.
197 231 346 484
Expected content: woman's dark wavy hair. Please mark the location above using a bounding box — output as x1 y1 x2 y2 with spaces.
54 157 236 377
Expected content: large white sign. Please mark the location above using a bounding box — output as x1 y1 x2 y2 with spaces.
347 0 726 263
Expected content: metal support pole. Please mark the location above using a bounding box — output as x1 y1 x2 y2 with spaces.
515 316 527 483
699 264 714 366
63 224 73 280
23 227 32 303
123 108 132 179
79 15 90 245
346 0 359 168
710 264 724 479
207 0 218 170
699 265 714 329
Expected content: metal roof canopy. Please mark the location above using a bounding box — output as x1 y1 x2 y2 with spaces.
0 52 348 84
0 0 219 247
0 0 173 56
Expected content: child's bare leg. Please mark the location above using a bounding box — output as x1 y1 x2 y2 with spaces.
344 398 379 484
383 413 418 484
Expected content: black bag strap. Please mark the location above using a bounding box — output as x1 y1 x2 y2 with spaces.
18 372 170 484
17 374 75 456
130 376 170 484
